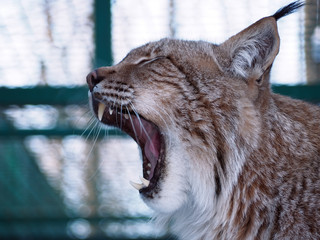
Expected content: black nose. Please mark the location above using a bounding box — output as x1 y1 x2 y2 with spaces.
86 70 102 92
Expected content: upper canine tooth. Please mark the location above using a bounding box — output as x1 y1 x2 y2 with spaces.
129 181 144 191
139 176 150 187
98 103 107 121
109 107 113 115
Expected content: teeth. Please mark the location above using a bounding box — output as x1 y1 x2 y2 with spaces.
129 176 150 191
124 114 129 119
130 181 144 191
109 107 113 115
98 103 107 121
140 176 150 187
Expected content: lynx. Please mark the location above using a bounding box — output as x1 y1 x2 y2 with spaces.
86 1 320 239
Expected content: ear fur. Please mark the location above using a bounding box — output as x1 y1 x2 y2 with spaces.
219 17 280 80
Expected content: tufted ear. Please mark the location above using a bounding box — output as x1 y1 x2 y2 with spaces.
219 16 280 80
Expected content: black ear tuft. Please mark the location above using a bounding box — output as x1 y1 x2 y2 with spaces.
273 1 304 21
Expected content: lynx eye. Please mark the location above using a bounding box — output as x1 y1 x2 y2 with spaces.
136 56 165 66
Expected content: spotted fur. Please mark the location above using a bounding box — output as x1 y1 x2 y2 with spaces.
87 2 319 239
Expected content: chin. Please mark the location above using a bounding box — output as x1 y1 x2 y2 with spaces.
141 149 190 214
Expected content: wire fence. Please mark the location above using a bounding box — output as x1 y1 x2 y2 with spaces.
0 0 319 239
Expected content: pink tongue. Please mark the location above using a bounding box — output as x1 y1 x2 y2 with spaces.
131 116 161 179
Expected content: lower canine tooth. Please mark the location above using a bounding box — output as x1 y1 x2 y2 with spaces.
140 176 150 187
109 107 113 115
98 103 107 121
130 181 143 191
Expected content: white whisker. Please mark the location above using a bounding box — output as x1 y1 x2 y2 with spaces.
131 100 174 146
120 100 124 130
134 99 176 128
83 119 100 144
104 125 109 139
129 102 153 145
126 105 140 145
129 102 143 133
85 123 103 180
81 115 98 139
77 107 95 123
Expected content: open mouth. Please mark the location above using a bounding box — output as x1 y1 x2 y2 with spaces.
91 95 165 196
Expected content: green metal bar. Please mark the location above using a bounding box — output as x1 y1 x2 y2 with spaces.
0 85 319 138
272 85 320 103
0 216 175 239
0 87 88 106
94 0 112 68
0 216 150 223
0 85 319 106
0 128 125 138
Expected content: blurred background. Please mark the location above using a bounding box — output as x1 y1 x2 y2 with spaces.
0 0 319 239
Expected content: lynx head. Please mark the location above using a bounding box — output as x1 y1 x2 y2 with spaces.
86 2 302 214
